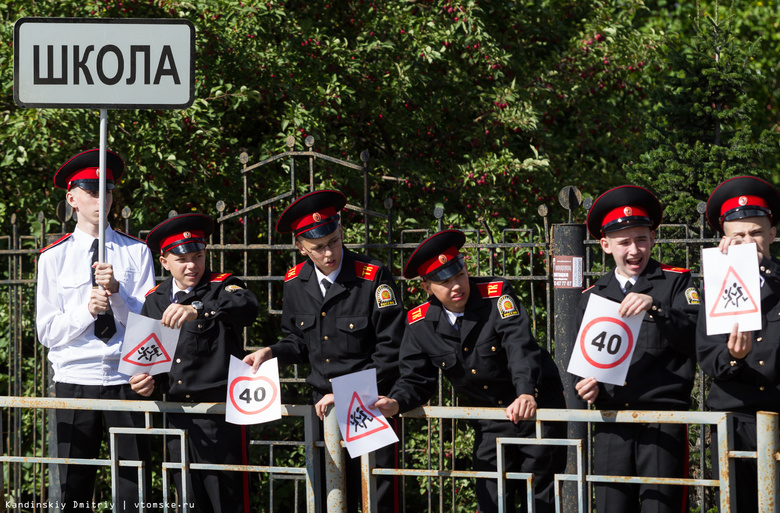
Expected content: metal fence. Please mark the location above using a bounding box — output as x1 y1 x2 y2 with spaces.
0 136 774 512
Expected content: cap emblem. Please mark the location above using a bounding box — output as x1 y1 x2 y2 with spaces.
623 206 633 216
739 196 748 206
438 254 448 264
312 212 322 222
183 231 192 239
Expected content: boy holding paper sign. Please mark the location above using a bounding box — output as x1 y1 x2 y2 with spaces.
129 213 259 513
697 176 780 513
572 185 700 513
372 230 566 513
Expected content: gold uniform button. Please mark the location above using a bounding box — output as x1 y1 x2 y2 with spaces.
324 336 329 341
483 385 488 390
625 403 630 407
326 359 331 363
177 380 183 385
491 346 496 352
321 312 326 317
761 266 766 272
204 312 210 318
441 362 446 368
471 369 477 374
197 324 203 329
760 361 765 365
300 321 305 326
624 381 628 386
176 358 182 364
211 311 216 315
497 400 503 405
349 323 354 329
464 347 469 352
730 360 738 367
757 337 763 342
185 394 191 399
760 386 766 391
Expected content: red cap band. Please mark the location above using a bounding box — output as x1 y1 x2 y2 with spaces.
290 206 338 235
601 205 649 229
66 167 116 190
159 229 206 254
720 195 769 218
418 246 461 278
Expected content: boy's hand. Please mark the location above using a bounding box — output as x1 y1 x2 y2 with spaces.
92 262 119 293
727 323 752 360
506 394 537 423
129 373 155 397
161 303 197 328
88 287 111 316
242 347 273 372
618 292 653 317
371 396 400 418
575 377 600 405
315 393 335 420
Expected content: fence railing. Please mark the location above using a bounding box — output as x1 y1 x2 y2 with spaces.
2 396 777 513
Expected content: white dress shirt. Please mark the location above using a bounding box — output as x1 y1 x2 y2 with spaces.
36 225 156 385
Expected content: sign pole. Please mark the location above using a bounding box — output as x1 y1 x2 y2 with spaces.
98 109 108 263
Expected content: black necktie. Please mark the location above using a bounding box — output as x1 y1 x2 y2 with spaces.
456 316 463 331
91 239 116 342
174 291 187 304
624 281 633 295
321 278 331 297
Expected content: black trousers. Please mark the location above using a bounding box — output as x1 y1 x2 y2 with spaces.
710 412 760 513
593 421 688 513
55 382 150 513
166 411 248 513
470 391 568 513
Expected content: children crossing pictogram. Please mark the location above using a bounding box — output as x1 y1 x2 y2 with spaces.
122 333 172 367
345 392 391 442
710 266 759 318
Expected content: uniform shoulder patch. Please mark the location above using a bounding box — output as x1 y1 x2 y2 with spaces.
375 284 398 308
355 261 379 281
685 287 700 305
660 263 690 274
477 281 504 299
210 272 232 282
114 229 145 243
225 284 244 292
407 302 430 324
145 284 161 297
497 294 519 318
40 233 72 254
285 262 306 282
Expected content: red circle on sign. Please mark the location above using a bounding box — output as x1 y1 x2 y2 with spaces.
579 316 634 369
229 375 279 415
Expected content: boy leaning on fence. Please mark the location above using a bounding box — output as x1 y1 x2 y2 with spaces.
129 213 259 513
36 149 155 512
372 229 567 513
243 189 404 513
571 185 700 513
697 176 780 513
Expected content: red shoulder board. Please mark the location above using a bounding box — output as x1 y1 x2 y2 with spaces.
145 284 161 297
355 261 379 281
407 302 430 325
210 272 232 282
660 263 690 274
285 262 306 282
115 229 145 243
477 281 504 299
40 233 72 254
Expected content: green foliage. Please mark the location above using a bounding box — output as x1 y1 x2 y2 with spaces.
627 1 779 225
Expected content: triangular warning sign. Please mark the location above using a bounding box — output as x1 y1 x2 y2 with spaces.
345 392 390 442
121 333 173 366
710 266 759 318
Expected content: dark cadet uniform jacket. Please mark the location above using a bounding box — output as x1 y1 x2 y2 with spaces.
576 259 699 410
697 255 780 414
142 271 259 399
389 277 562 413
270 249 404 399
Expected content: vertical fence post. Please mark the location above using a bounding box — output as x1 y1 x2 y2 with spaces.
324 406 347 513
757 411 779 513
551 198 586 513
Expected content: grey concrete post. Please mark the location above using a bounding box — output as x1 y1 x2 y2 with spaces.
551 222 587 513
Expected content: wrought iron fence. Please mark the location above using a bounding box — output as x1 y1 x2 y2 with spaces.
0 136 765 512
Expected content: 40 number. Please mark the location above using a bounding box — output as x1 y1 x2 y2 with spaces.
238 387 267 404
591 331 622 355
